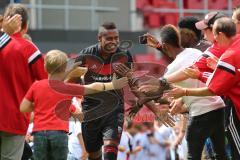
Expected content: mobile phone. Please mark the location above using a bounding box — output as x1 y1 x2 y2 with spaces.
139 35 147 44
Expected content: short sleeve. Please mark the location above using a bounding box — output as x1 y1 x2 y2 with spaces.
25 82 37 102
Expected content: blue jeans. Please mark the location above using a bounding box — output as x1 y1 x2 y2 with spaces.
33 130 68 160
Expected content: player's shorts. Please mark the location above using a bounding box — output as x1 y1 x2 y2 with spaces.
81 106 124 153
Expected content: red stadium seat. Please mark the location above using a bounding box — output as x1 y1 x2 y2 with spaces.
136 0 151 10
186 0 204 9
233 0 240 6
144 13 161 28
208 0 228 9
160 14 178 26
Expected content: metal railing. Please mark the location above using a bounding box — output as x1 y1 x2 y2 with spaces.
8 0 235 31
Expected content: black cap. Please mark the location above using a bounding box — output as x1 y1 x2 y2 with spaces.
178 16 202 40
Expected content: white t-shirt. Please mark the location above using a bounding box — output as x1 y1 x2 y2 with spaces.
132 132 149 160
165 48 225 116
68 120 83 159
117 131 134 160
153 125 174 160
68 97 83 159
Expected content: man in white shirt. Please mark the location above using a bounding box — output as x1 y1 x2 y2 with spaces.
139 25 226 159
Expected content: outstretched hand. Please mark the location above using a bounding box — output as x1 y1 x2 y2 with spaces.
155 105 175 127
163 86 186 99
183 65 201 79
2 14 22 35
112 73 128 90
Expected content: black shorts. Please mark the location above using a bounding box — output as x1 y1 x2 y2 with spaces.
81 106 124 153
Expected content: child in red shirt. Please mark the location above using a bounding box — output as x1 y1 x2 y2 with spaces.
20 49 128 160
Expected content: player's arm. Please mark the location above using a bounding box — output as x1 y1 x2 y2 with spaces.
50 74 128 96
20 83 35 113
164 70 189 83
83 73 128 95
20 98 34 113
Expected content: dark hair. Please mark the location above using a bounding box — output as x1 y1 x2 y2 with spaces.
160 24 181 48
101 22 117 30
178 16 201 40
214 17 236 38
179 28 198 48
4 4 28 30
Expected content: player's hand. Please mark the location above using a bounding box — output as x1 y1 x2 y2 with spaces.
141 75 160 86
163 86 186 99
66 67 88 78
113 63 133 78
183 66 201 79
169 98 184 115
2 14 22 35
144 33 160 48
138 75 160 94
126 99 143 119
155 106 175 127
112 73 128 89
138 84 160 94
207 56 218 70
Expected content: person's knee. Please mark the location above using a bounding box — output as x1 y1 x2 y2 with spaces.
88 150 102 160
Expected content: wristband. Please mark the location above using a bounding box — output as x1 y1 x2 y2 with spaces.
159 77 167 86
104 82 114 90
184 88 188 96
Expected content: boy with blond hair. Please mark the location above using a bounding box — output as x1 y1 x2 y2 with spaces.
20 50 128 160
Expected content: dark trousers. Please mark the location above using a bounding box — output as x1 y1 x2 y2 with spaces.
186 108 227 160
226 107 240 160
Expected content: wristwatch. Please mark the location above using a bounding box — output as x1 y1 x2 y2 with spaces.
159 77 168 86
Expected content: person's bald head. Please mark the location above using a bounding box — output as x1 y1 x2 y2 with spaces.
213 17 236 49
213 17 236 38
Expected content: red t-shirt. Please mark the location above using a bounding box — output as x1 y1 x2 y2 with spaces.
193 42 226 83
207 38 240 120
25 79 84 133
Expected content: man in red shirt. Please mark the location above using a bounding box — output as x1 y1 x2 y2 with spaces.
165 17 240 159
0 14 22 49
0 4 47 159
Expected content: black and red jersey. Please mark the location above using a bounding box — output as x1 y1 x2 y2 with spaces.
76 43 133 110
